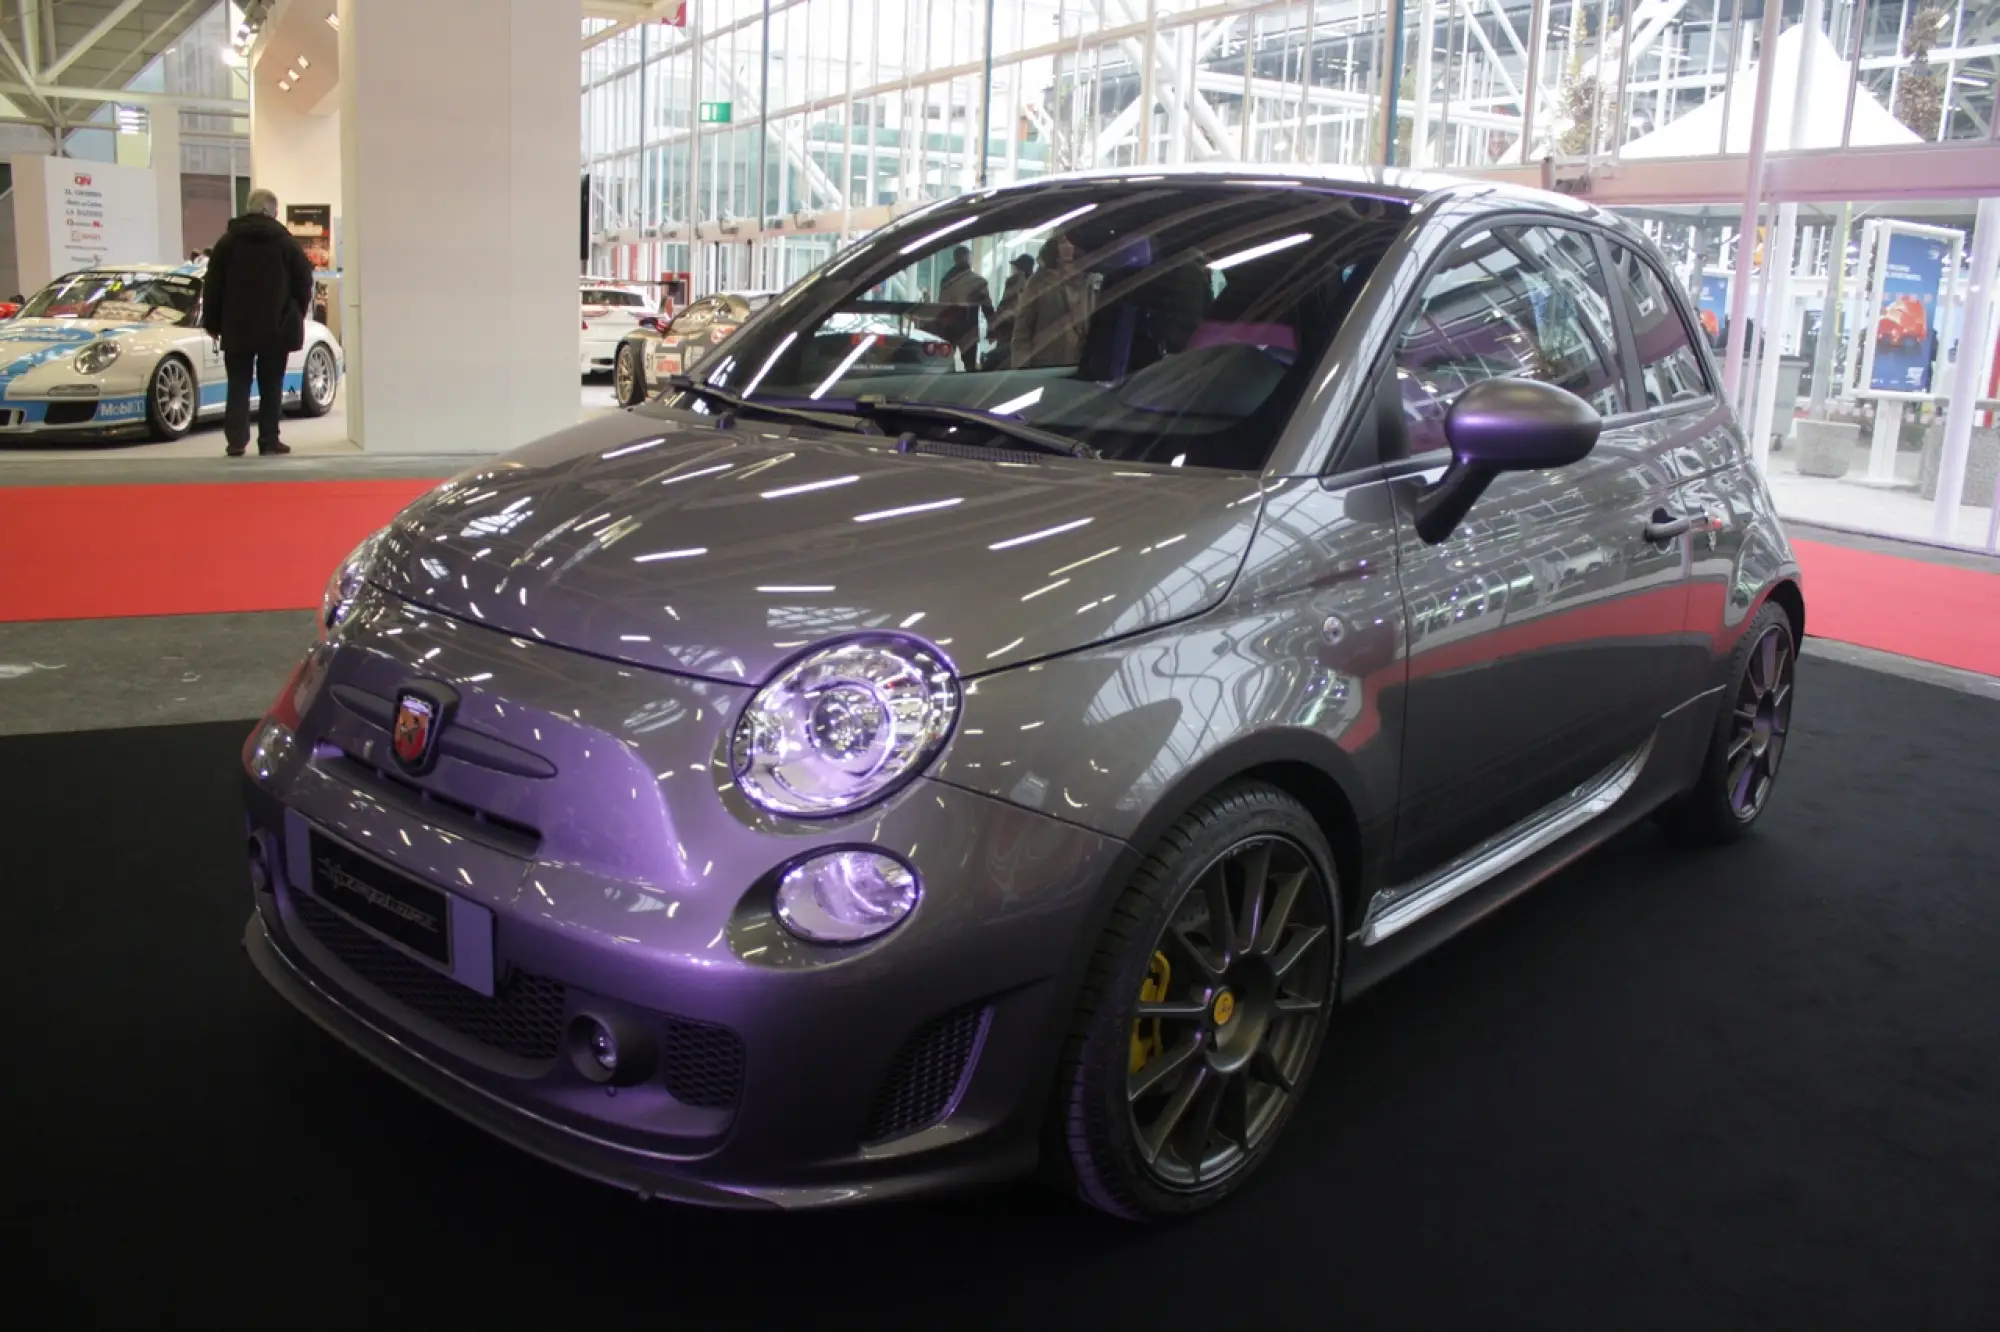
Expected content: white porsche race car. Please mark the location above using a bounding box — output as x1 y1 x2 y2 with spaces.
0 264 342 443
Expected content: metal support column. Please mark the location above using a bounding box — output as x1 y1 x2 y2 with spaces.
978 0 995 186
1722 0 1785 406
1410 0 1434 167
1382 0 1406 166
1519 0 1546 163
1942 198 2000 541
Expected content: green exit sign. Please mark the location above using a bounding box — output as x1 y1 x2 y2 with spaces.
698 101 732 125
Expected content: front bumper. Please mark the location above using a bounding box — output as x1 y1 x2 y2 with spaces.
242 589 1128 1207
0 389 154 441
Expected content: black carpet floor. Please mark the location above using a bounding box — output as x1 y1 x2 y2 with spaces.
6 656 1999 1330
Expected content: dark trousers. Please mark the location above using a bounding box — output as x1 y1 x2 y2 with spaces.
224 346 288 452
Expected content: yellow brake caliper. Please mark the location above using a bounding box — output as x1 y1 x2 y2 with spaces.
1129 951 1173 1074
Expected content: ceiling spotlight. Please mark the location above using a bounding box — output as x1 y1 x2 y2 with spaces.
278 79 292 91
297 55 310 68
325 12 339 30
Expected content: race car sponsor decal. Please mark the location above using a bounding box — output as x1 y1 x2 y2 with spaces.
96 396 147 421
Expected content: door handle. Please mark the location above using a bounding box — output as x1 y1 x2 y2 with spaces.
1643 509 1693 542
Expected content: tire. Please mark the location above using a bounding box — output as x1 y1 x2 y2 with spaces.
146 355 197 441
614 341 645 406
297 343 337 417
1042 782 1341 1222
1660 600 1796 845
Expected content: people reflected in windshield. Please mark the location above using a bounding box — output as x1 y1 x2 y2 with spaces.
1013 234 1093 369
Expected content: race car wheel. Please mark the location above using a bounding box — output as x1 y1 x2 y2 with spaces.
299 343 337 417
614 341 645 406
1660 600 1796 845
147 356 197 440
1045 783 1339 1222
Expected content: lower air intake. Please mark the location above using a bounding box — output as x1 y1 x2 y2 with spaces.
864 1003 990 1143
291 892 568 1062
660 1017 747 1110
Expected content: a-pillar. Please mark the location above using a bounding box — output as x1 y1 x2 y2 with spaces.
337 0 578 456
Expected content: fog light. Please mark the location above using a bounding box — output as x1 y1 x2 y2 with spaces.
565 1013 655 1086
773 850 919 944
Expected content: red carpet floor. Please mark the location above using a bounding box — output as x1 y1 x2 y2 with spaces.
0 482 1994 676
1791 538 2000 677
0 480 439 623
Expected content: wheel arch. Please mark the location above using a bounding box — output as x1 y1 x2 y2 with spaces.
1764 577 1805 645
1116 730 1385 927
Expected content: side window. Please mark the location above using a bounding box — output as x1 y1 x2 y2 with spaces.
1394 224 1626 454
1607 244 1711 406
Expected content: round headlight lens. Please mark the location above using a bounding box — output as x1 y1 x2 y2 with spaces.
774 851 919 944
73 341 121 374
321 531 383 634
732 637 958 817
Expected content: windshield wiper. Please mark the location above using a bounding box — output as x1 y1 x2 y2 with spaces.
850 395 1097 459
663 375 881 436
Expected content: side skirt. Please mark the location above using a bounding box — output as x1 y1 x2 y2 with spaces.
1339 686 1721 1000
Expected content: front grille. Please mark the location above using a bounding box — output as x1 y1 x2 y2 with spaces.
320 749 541 857
660 1018 746 1110
864 1003 990 1143
290 892 568 1062
43 401 98 426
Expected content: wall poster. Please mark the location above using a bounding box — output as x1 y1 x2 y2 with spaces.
1862 221 1961 397
285 203 334 323
1696 272 1731 350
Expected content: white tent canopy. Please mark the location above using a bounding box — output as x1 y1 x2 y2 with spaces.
1620 23 1921 160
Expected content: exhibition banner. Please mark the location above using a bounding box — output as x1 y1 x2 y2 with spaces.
1697 273 1729 348
1869 230 1948 394
40 158 159 275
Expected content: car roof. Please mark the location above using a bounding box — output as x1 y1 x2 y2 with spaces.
64 263 188 274
972 163 1629 233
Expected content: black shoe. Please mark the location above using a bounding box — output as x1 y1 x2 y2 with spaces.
258 442 292 456
225 444 247 457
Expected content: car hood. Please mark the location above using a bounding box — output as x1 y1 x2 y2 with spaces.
371 409 1265 683
0 317 158 375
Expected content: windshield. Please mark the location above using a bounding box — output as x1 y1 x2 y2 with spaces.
665 181 1409 471
584 288 647 308
22 271 199 324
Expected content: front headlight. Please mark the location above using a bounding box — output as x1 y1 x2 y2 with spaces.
731 637 959 817
73 341 121 374
321 531 383 635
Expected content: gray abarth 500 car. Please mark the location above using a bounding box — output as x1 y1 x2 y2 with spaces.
242 166 1802 1221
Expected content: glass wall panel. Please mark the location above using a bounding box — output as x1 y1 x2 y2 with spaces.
1612 194 2000 551
579 0 2000 404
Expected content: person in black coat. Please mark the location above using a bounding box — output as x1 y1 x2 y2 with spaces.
202 188 315 456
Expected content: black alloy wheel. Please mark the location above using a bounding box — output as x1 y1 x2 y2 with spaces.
1047 783 1340 1221
1724 617 1795 821
1126 834 1333 1187
1662 600 1797 844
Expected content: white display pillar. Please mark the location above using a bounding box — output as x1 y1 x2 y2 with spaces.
1935 195 2000 539
1747 201 1799 473
151 112 184 264
1866 399 1904 481
337 0 578 456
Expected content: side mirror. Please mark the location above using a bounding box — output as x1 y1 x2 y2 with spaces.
1411 378 1600 544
